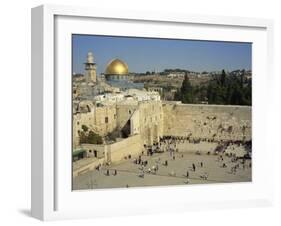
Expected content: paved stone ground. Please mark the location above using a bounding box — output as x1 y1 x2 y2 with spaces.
73 143 251 190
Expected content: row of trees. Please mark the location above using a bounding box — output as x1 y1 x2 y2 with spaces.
79 125 103 144
175 70 252 106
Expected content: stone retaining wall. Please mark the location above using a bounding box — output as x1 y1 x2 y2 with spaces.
163 103 251 141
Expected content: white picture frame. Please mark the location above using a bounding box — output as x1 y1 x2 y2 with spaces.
31 4 274 221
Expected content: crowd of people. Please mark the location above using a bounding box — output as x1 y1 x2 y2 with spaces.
93 136 252 187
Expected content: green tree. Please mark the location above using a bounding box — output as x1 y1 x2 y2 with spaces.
87 131 103 144
79 131 87 144
79 130 103 144
207 82 219 104
220 69 226 86
81 124 88 132
180 74 193 103
240 69 245 88
230 84 243 105
175 69 251 106
244 78 252 105
174 89 181 101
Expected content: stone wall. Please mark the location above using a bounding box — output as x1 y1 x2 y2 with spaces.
73 158 104 178
116 103 138 130
163 102 251 141
73 135 143 177
116 101 164 146
79 143 105 158
138 101 163 145
93 105 117 135
130 109 140 135
106 134 143 163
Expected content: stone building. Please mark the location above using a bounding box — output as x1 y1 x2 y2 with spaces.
73 89 163 149
73 101 117 147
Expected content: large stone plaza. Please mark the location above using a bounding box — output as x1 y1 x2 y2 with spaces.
73 140 251 190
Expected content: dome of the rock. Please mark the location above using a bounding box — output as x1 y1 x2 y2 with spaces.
105 59 129 75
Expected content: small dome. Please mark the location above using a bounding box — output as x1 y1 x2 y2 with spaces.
105 59 128 75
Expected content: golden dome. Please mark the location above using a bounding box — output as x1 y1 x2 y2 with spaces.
105 59 129 75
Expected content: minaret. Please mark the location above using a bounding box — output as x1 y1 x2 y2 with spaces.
84 52 97 83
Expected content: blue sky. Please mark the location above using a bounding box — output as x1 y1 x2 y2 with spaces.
72 34 252 75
